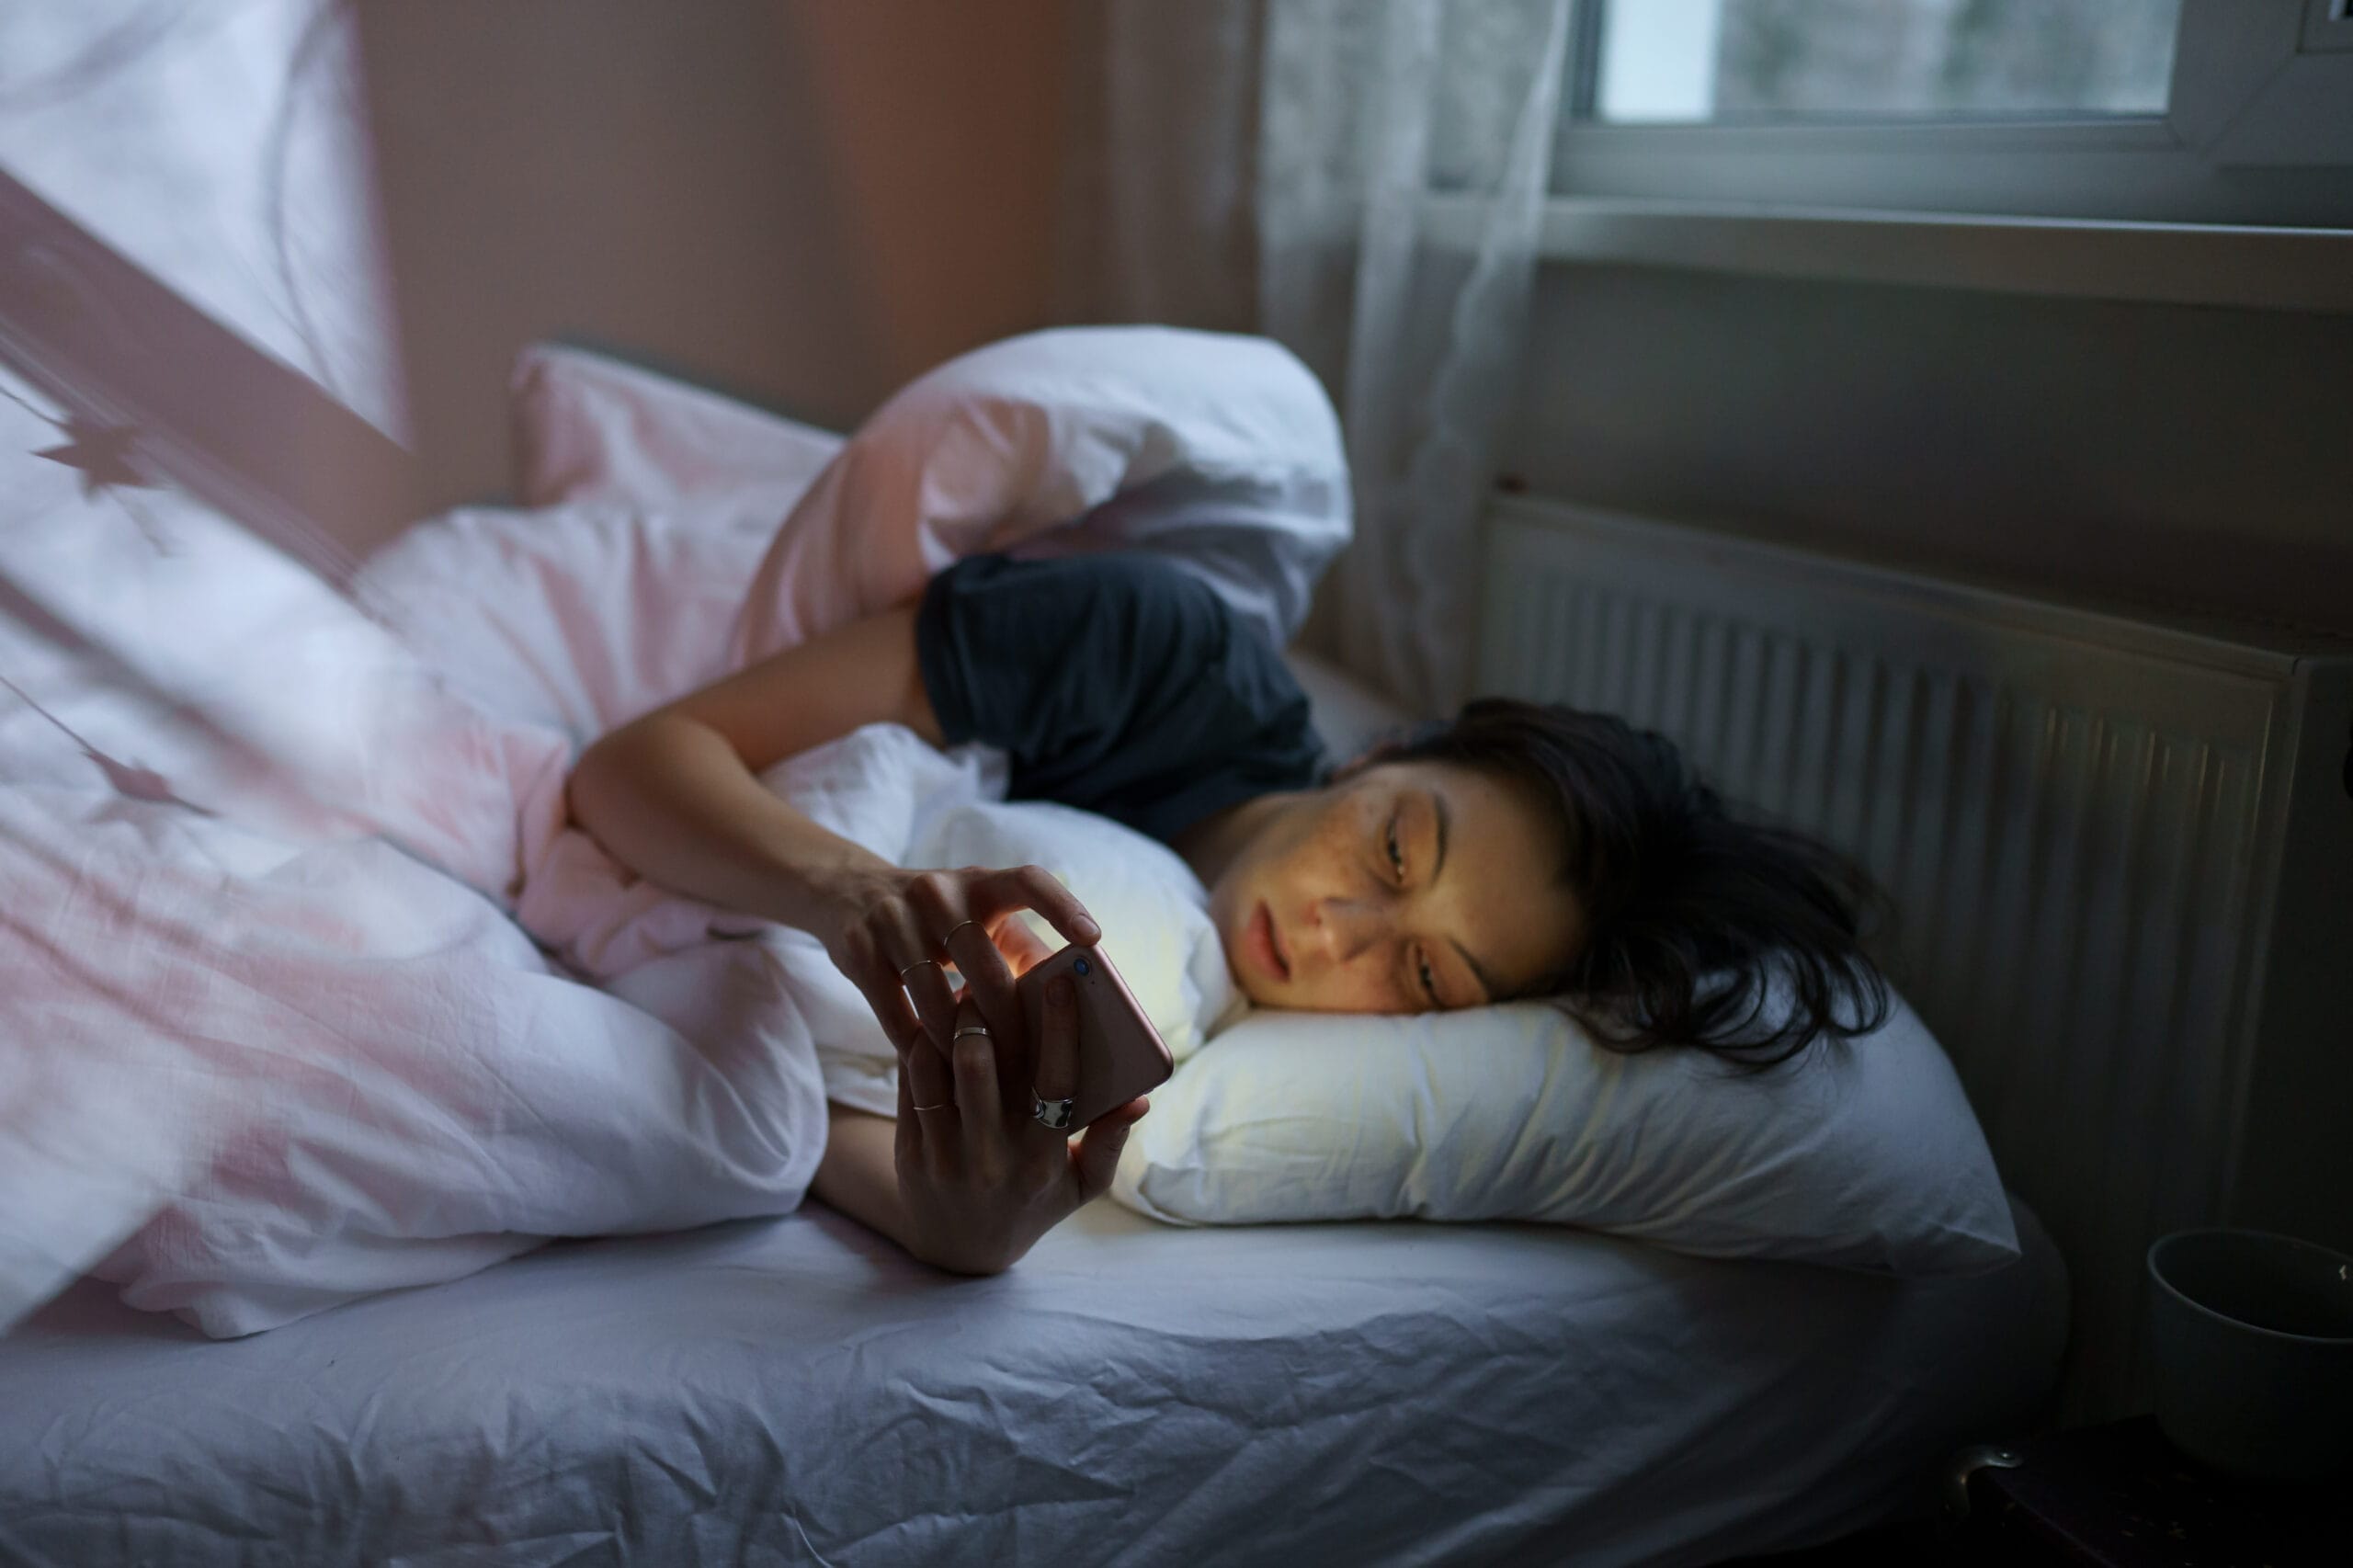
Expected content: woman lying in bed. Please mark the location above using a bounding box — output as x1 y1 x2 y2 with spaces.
565 551 1884 1279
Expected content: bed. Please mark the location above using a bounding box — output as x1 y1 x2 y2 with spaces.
0 426 2068 1564
0 284 2069 1568
0 292 2069 1568
1 1186 2063 1566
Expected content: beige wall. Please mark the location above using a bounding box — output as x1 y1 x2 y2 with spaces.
358 1 1070 514
1503 263 2353 640
355 4 2346 635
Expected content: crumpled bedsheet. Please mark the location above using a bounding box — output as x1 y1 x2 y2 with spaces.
0 1182 2070 1568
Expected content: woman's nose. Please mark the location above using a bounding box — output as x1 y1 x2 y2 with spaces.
1311 897 1385 965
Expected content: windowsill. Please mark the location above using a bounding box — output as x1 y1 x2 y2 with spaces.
1424 195 2353 312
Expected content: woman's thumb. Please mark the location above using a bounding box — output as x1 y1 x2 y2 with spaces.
1073 1097 1148 1202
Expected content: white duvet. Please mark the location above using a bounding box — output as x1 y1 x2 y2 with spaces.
1 458 1233 1340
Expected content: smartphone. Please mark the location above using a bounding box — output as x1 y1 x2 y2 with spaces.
1015 942 1174 1133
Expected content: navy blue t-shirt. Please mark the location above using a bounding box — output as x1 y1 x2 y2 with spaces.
915 552 1325 844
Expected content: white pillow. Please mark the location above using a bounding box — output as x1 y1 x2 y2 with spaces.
510 342 842 510
507 331 1351 664
1109 991 2019 1276
1104 650 2020 1278
724 325 1353 663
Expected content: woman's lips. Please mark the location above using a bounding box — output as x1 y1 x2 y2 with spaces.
1247 900 1290 983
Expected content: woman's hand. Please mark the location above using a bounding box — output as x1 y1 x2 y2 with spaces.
894 981 1149 1275
815 863 1099 1066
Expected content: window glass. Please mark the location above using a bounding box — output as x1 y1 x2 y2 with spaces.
1594 0 2181 124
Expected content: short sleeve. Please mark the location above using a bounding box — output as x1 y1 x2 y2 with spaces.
915 553 1323 842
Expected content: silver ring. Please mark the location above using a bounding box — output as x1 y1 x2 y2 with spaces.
1031 1091 1074 1131
898 958 939 982
911 1099 954 1113
951 1024 992 1041
943 918 982 947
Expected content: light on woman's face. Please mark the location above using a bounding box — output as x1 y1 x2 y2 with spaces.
1205 760 1584 1013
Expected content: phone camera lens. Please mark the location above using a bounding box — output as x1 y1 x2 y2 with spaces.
1074 958 1091 976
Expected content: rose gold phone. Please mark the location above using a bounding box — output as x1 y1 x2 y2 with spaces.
1016 943 1174 1132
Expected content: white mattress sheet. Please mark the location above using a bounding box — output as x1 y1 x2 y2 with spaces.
0 1192 2066 1567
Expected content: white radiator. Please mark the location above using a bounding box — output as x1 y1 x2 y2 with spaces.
1474 495 2353 1424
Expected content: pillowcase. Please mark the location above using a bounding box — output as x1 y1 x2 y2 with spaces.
1105 649 2020 1278
1108 992 2019 1276
509 329 1351 665
510 342 843 510
722 326 1352 663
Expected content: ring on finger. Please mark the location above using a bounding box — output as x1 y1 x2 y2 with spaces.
942 918 983 948
1031 1090 1074 1131
898 957 941 983
911 1098 956 1113
952 1023 992 1042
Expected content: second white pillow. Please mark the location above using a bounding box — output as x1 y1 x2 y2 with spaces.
1108 991 2019 1278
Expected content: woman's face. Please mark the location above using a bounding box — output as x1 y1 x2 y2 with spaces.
1203 759 1586 1013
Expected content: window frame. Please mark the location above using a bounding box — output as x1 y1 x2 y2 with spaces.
1550 0 2353 229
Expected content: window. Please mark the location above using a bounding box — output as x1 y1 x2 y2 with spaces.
1596 0 2179 124
1551 0 2353 227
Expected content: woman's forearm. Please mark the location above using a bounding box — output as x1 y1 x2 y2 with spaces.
811 1105 1009 1276
565 712 892 931
810 1104 917 1250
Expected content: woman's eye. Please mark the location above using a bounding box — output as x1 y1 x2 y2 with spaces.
1415 951 1440 1007
1384 815 1405 883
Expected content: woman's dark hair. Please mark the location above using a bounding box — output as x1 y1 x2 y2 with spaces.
1376 698 1890 1072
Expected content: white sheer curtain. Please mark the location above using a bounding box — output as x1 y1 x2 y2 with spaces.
1063 0 1574 716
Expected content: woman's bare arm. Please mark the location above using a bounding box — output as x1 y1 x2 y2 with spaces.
567 601 1094 1056
567 600 1117 1273
564 607 940 931
807 1104 929 1257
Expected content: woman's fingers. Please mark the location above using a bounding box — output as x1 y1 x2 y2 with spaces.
1035 972 1142 1207
904 1026 957 1120
1072 1097 1149 1205
943 915 1024 1058
992 918 1054 978
892 1041 924 1164
844 940 956 1173
1033 972 1079 1131
973 865 1100 951
902 959 961 1054
1036 973 1138 1204
907 872 1029 1058
902 1028 959 1181
880 899 960 1052
843 939 924 1057
949 997 1006 1166
823 866 1109 1201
